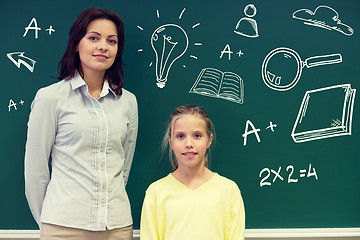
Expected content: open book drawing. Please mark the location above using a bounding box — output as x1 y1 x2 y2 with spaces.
189 68 244 104
291 84 356 143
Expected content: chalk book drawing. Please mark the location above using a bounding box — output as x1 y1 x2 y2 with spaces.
262 47 342 91
293 5 354 36
189 68 244 104
291 84 356 143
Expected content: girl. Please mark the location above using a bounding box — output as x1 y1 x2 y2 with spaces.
24 8 138 240
140 105 245 240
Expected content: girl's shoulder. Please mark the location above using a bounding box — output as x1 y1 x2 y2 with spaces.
212 173 241 193
146 174 173 191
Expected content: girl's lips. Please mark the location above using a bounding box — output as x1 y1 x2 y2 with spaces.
182 152 198 158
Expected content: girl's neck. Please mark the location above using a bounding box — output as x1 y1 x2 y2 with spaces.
172 165 214 190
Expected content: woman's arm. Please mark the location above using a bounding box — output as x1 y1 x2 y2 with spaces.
24 88 56 227
123 93 138 186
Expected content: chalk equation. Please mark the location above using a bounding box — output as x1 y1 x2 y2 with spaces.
259 164 318 187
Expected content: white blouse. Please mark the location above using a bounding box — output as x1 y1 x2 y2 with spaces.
25 74 138 231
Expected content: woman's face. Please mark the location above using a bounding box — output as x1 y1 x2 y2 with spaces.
77 19 118 76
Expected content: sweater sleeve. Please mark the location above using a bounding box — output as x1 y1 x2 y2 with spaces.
123 93 138 186
140 188 160 240
24 88 56 227
229 186 246 240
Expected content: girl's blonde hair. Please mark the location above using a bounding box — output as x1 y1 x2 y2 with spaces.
162 105 215 170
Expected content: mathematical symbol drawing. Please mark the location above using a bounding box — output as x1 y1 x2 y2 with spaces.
271 167 284 182
46 26 55 35
237 50 244 57
6 52 36 72
299 169 307 178
266 121 277 132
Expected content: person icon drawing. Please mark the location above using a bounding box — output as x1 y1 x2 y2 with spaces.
234 4 259 38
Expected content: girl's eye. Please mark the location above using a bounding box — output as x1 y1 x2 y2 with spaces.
176 134 184 139
194 133 202 138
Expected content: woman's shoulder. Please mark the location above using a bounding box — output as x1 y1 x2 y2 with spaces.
36 79 71 94
33 80 69 100
120 88 137 105
121 88 136 99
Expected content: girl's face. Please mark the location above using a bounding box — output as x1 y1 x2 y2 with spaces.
169 114 213 170
77 19 118 76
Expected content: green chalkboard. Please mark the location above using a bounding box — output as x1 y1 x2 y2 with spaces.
1 0 359 230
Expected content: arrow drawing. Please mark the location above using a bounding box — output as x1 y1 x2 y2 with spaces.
6 52 36 72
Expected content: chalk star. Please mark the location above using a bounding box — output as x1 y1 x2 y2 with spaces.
46 26 55 35
266 121 277 132
237 50 244 57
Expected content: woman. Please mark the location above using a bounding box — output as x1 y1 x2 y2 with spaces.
24 7 138 240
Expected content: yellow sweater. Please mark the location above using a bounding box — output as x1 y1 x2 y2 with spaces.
140 173 245 240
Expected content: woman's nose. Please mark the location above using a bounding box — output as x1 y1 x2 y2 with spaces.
97 40 107 51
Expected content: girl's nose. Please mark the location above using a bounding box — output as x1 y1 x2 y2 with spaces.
185 138 193 149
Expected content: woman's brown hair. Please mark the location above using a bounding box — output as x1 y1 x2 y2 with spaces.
58 7 125 96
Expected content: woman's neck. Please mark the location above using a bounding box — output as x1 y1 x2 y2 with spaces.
82 70 105 99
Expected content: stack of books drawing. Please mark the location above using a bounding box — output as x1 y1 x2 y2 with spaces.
189 68 244 104
291 84 356 143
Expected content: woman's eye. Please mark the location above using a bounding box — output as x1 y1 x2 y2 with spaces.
108 39 117 45
88 36 98 41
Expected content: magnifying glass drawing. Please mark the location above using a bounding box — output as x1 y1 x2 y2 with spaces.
262 47 342 91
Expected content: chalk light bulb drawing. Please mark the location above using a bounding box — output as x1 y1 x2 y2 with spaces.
151 24 189 88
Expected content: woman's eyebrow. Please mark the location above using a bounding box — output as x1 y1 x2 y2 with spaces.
86 31 118 38
86 31 101 36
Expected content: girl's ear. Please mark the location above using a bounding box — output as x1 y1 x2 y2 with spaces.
207 134 213 148
168 135 172 147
